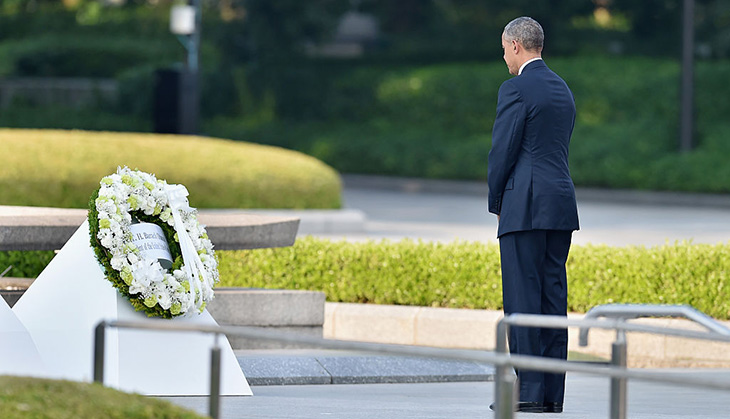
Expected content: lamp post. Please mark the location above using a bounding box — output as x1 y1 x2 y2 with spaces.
170 1 201 135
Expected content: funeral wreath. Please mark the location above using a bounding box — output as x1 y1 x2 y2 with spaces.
88 167 219 318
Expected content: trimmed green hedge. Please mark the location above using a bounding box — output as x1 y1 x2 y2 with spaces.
0 129 341 209
0 105 151 132
0 251 55 278
0 35 178 78
215 238 730 320
0 376 204 419
5 239 730 319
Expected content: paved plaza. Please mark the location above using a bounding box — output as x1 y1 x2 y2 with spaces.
319 175 730 246
166 370 730 418
167 176 730 418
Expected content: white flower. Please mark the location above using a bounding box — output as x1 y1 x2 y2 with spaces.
110 255 126 270
157 291 172 309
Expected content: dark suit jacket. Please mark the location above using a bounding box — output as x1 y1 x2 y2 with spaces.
488 60 580 238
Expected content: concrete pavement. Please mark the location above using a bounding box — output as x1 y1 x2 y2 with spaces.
265 175 730 247
164 370 730 418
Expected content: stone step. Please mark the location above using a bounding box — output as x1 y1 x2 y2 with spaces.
235 349 495 386
207 288 326 350
1 284 326 350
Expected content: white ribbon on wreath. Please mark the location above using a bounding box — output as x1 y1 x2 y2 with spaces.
164 184 213 312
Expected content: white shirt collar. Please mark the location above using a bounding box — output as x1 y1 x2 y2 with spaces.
518 57 542 75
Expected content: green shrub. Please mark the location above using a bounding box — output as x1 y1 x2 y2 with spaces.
0 129 341 209
208 119 490 179
7 239 730 319
0 251 54 278
0 376 204 419
0 105 151 132
0 36 179 78
219 238 504 308
210 56 730 193
215 238 730 320
116 66 239 119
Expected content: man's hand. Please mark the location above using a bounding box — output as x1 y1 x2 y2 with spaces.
497 215 500 222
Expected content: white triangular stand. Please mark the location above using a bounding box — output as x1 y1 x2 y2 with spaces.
12 220 252 396
0 294 49 377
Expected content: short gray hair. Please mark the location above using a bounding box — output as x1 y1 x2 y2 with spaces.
503 17 544 52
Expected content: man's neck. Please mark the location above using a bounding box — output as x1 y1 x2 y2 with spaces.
518 56 542 75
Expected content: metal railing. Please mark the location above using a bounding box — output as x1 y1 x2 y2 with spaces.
92 304 730 419
494 304 730 419
580 304 730 419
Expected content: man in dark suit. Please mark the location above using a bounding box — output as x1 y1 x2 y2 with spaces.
488 17 580 413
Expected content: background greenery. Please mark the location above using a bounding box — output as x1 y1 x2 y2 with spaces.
6 238 730 320
0 376 204 419
0 129 341 209
2 1 730 194
207 56 730 193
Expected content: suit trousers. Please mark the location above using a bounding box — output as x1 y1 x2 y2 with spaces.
499 229 572 404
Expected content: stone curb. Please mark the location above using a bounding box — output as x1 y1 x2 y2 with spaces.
324 302 730 368
342 174 730 209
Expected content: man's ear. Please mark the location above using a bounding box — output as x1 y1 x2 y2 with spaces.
512 39 519 54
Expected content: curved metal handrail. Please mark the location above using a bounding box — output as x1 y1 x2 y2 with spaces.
578 304 730 346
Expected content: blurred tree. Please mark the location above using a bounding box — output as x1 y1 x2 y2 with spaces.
695 0 730 58
207 0 349 65
611 0 682 55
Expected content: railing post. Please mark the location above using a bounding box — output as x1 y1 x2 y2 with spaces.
93 321 107 384
610 330 628 419
209 334 222 419
495 370 516 419
494 318 515 418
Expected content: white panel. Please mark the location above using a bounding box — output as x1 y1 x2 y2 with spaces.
13 220 251 395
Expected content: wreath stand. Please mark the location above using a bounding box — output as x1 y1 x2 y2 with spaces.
12 220 252 396
0 294 48 377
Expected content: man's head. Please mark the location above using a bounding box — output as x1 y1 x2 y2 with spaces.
501 17 544 75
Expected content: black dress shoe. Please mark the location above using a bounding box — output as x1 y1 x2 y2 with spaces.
543 402 563 413
489 401 544 413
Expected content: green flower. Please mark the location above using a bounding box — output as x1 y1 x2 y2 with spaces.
127 195 140 209
170 302 182 315
182 281 191 292
143 181 155 191
198 302 207 313
160 209 172 222
121 174 135 186
121 267 133 285
99 219 111 229
143 295 157 308
153 204 162 216
101 177 114 186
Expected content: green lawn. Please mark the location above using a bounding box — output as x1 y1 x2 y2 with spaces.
0 376 204 419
